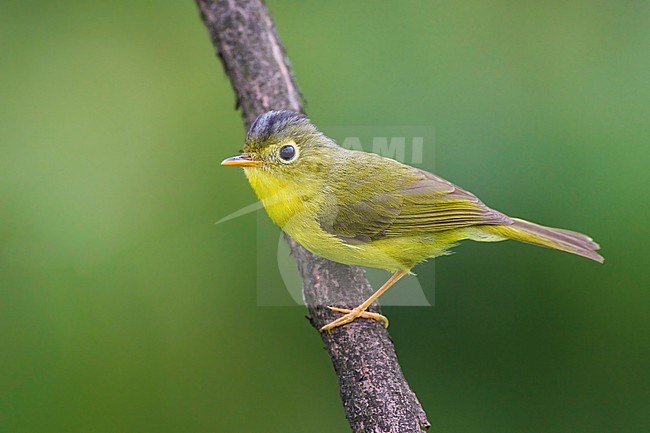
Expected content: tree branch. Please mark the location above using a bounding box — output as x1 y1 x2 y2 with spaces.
195 1 430 431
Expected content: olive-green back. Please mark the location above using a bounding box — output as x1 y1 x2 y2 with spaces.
317 150 512 245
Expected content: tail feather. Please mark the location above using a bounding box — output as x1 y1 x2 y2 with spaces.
483 218 604 263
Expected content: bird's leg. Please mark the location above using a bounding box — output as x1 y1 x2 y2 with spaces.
320 270 409 332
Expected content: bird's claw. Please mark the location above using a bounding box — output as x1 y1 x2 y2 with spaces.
319 306 389 332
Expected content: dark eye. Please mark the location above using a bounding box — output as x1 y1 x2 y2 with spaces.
279 144 296 161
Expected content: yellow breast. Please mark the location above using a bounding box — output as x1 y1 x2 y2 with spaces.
244 167 369 264
244 167 313 228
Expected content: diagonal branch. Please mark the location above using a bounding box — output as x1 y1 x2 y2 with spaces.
195 1 430 431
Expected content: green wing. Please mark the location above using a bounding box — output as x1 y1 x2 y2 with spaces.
318 154 512 244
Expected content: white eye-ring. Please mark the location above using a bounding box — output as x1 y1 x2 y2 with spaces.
278 141 299 163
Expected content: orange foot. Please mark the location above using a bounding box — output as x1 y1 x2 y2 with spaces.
319 306 389 332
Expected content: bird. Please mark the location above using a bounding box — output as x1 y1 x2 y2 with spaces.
221 110 603 332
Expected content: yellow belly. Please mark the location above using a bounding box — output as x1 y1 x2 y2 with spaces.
282 212 467 272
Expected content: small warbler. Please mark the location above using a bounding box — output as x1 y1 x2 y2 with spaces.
222 111 603 331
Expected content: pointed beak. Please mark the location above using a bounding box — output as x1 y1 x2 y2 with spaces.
221 154 263 167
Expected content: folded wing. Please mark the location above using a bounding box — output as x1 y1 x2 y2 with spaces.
318 158 511 244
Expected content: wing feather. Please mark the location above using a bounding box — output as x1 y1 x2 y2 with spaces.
318 154 511 243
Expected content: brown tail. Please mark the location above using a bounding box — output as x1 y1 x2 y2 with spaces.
483 218 604 263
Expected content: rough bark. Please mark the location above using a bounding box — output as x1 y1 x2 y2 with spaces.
195 1 430 431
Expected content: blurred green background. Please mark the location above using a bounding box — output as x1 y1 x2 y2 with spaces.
1 1 649 432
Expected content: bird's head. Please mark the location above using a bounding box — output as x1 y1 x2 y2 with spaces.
221 110 334 183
